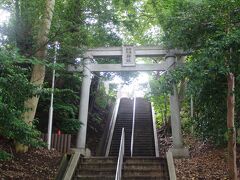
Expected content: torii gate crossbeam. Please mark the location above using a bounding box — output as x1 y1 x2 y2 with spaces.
69 60 174 72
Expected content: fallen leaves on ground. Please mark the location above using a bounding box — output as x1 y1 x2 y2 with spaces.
175 148 229 179
174 135 239 180
0 140 62 179
157 129 240 179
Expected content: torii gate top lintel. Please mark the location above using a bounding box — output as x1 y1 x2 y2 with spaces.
83 46 187 58
69 46 187 73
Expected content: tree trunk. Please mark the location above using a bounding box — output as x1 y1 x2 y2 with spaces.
15 0 21 48
23 0 55 125
227 73 237 179
16 0 55 152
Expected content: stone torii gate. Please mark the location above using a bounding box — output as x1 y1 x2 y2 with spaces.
70 46 189 157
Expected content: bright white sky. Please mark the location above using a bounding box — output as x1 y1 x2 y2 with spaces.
112 59 152 98
109 72 150 98
0 10 10 25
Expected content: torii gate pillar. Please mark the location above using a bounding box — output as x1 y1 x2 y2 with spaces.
76 57 92 149
165 53 189 157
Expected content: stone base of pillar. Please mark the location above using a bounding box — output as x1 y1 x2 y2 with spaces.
71 148 91 157
169 147 189 158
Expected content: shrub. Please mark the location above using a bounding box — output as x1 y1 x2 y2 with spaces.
0 48 44 147
0 150 12 161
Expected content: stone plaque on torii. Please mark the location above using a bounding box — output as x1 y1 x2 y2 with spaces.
122 46 136 67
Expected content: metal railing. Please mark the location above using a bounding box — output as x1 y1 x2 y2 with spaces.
130 97 136 157
115 128 125 180
151 102 160 157
105 98 121 157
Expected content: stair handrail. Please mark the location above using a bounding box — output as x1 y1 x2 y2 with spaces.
151 102 160 157
115 128 125 180
105 98 121 157
130 97 136 157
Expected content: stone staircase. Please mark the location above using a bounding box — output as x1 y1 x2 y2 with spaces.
72 157 117 180
72 157 169 180
133 98 155 156
69 97 169 180
109 98 156 156
123 157 169 180
109 98 133 156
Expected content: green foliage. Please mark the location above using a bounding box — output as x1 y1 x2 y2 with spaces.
0 0 124 150
50 0 122 64
33 0 123 135
1 0 46 54
112 0 161 45
37 74 82 134
59 119 81 134
146 76 170 127
0 150 12 161
95 85 109 109
147 0 240 145
95 81 116 109
54 88 81 134
0 47 44 146
237 130 240 144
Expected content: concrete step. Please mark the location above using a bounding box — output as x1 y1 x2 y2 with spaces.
133 153 155 156
132 145 155 149
123 169 164 176
133 139 155 142
123 164 163 170
117 117 132 120
122 175 168 180
119 110 133 112
75 168 116 176
133 142 155 145
135 115 151 117
134 136 154 139
78 162 116 169
122 157 169 180
124 160 162 165
73 158 169 179
133 150 155 153
132 148 155 151
80 157 117 163
73 175 115 180
124 157 164 163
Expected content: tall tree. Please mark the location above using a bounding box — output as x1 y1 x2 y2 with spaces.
23 0 55 125
15 0 56 152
